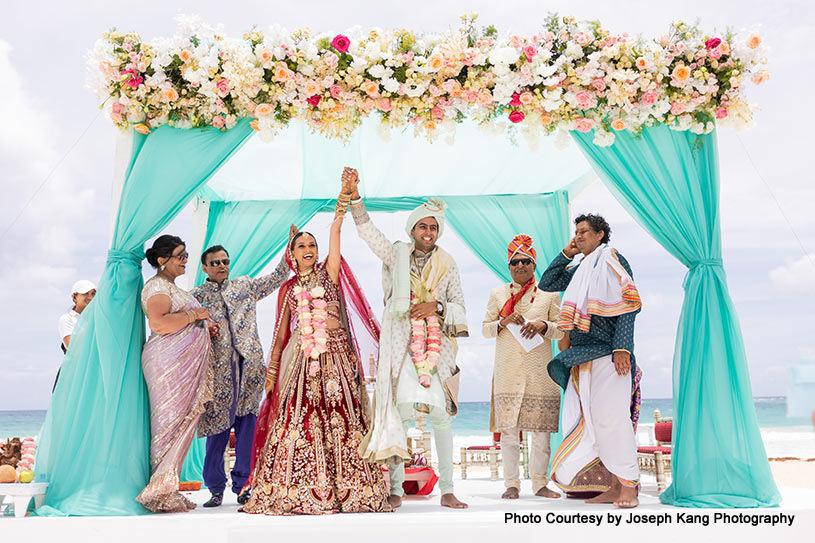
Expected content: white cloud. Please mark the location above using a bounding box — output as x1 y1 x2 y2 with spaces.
770 254 815 294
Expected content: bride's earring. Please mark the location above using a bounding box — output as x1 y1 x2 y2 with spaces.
160 264 166 271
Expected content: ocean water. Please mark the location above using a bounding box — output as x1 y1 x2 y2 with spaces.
1 398 811 438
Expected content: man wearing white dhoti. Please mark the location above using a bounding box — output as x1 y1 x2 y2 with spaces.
345 168 469 510
538 214 642 509
482 235 564 499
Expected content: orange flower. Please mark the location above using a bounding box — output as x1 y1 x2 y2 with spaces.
672 65 691 81
255 103 274 116
427 54 444 72
540 112 554 125
635 57 648 70
611 118 626 131
423 119 436 132
250 119 261 131
304 79 320 95
361 80 379 97
718 41 731 55
162 87 179 101
274 62 293 82
519 91 534 105
746 34 762 49
179 49 192 64
134 123 150 135
751 69 770 85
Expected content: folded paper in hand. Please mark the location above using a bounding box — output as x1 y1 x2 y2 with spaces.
506 322 545 352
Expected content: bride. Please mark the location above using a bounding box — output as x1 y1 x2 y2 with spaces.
241 170 391 515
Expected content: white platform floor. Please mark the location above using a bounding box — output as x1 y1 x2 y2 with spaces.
3 475 814 542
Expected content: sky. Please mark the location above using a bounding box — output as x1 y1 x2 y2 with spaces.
0 0 813 410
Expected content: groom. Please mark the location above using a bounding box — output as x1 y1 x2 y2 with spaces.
345 168 469 509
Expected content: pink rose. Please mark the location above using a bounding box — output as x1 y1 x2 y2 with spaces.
574 32 593 46
574 118 594 133
575 90 596 110
431 106 444 119
429 84 442 97
325 51 340 69
111 102 123 114
212 115 225 128
508 110 525 123
715 107 728 119
465 90 478 102
705 38 722 50
307 94 321 107
120 69 143 88
523 45 537 62
670 102 686 115
376 97 392 112
709 48 722 60
641 92 658 106
519 91 534 105
509 92 521 107
331 34 350 53
329 85 343 99
591 78 606 91
309 360 320 377
215 79 231 98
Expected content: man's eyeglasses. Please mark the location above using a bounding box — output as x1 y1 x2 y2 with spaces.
171 252 189 261
208 258 230 267
509 258 533 267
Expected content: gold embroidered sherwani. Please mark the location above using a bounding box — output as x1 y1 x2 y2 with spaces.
482 284 564 433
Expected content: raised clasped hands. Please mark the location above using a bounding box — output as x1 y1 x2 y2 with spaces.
341 166 360 199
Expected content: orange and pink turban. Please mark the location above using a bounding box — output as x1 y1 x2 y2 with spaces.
507 234 536 262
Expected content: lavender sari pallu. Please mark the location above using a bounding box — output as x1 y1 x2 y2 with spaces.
137 291 213 513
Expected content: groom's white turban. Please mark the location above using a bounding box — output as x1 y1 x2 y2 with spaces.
405 197 447 238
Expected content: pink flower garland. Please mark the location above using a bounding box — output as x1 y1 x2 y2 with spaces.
409 301 442 387
294 285 328 368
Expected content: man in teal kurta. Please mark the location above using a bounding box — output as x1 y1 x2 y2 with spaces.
538 213 641 509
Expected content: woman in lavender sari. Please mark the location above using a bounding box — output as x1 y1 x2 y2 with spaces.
137 235 214 512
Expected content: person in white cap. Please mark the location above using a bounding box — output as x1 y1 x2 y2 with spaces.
55 279 96 388
345 167 469 510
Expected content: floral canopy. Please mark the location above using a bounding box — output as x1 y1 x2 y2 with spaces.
89 14 768 148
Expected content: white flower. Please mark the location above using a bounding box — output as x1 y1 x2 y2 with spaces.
299 63 315 77
311 286 326 298
535 63 558 78
488 46 520 66
368 64 391 79
382 77 400 93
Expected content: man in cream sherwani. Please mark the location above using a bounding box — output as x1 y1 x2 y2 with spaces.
482 235 564 499
344 168 469 510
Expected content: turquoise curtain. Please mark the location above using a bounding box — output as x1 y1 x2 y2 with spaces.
198 193 570 287
445 193 570 283
194 199 331 286
35 121 254 516
179 432 206 485
571 125 780 508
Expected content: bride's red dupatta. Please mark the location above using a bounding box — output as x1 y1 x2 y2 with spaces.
243 248 380 492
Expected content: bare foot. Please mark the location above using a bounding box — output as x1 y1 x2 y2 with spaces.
535 486 561 499
387 494 403 508
501 487 520 499
585 488 619 504
614 486 639 509
586 477 620 504
440 493 468 509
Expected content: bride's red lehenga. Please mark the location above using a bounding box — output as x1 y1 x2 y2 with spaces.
241 258 391 515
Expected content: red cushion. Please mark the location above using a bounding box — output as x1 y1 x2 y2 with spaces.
637 446 671 454
466 445 499 451
654 422 672 443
